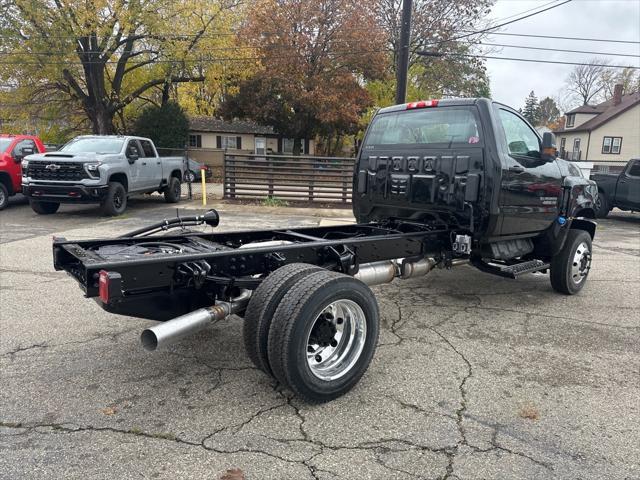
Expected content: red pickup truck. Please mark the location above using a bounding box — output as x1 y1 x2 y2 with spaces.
0 134 46 210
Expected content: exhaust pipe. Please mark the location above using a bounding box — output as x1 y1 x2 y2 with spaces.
355 257 466 286
141 290 251 351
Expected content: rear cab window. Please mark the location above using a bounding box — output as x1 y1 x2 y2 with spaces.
362 106 482 151
626 160 640 177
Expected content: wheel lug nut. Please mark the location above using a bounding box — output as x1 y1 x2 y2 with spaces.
315 354 322 363
330 340 338 347
308 346 314 352
337 317 343 324
324 312 334 320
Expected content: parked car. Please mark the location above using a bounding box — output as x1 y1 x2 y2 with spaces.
184 158 212 183
0 134 46 210
22 135 185 216
591 159 640 217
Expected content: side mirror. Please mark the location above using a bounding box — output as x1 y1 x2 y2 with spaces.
13 146 35 162
541 132 557 161
127 148 139 162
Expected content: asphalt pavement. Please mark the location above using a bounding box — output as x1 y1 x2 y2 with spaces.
0 198 638 480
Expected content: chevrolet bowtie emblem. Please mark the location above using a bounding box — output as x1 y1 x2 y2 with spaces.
45 164 61 171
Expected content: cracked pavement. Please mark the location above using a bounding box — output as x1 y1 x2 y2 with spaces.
1 199 639 479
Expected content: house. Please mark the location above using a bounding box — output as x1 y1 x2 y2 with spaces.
553 85 640 173
187 117 316 166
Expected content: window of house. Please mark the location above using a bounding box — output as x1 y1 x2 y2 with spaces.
283 138 305 154
189 134 202 148
602 136 622 154
222 136 237 149
573 138 581 151
566 114 575 127
560 137 566 151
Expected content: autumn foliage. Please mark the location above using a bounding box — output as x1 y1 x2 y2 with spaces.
220 0 386 154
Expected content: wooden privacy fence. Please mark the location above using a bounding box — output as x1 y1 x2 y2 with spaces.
224 153 356 203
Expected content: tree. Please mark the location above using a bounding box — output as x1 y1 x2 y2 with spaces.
374 0 494 102
537 97 560 127
132 102 189 149
599 67 640 100
220 0 386 155
0 0 239 134
565 58 609 105
522 91 539 124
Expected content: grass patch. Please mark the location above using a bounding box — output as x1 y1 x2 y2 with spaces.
261 196 289 207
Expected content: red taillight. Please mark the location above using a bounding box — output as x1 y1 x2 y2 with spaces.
99 270 109 303
406 100 439 109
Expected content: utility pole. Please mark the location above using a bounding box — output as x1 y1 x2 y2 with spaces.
395 0 412 105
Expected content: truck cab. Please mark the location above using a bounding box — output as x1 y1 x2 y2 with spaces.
353 98 596 262
0 134 46 210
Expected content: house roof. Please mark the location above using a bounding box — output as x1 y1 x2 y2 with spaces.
189 117 276 135
554 92 640 134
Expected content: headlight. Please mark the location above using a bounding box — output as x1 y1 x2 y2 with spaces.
85 162 102 177
21 159 28 170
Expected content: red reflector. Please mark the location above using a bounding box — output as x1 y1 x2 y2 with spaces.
98 270 109 303
406 99 439 109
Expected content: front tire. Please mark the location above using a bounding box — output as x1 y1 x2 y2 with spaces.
30 200 60 215
101 181 127 216
550 229 592 295
164 177 181 203
594 191 609 218
268 270 379 403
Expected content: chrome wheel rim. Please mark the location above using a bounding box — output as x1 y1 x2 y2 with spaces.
0 188 5 206
306 300 367 381
571 241 591 284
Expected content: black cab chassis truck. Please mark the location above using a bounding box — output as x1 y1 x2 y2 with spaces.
53 99 597 403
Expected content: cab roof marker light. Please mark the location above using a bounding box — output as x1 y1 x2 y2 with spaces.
406 100 439 109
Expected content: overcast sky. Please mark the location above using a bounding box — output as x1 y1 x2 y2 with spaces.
483 0 640 111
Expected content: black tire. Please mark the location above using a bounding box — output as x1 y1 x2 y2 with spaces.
164 176 181 203
101 181 127 216
0 183 8 210
594 191 609 218
268 270 380 403
185 170 196 183
243 263 323 376
550 229 592 295
30 200 60 215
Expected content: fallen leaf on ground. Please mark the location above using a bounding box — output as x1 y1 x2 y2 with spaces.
100 406 118 415
219 468 245 480
519 404 539 420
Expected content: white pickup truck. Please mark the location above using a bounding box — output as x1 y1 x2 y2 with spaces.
22 135 185 215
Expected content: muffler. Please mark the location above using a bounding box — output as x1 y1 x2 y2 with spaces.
355 257 463 286
141 290 251 351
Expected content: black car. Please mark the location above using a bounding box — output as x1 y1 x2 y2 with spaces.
591 159 640 217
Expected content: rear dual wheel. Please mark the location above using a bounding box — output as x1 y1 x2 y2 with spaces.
243 265 380 403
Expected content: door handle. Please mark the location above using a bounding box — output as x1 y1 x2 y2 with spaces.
142 162 147 165
508 165 525 173
157 162 161 165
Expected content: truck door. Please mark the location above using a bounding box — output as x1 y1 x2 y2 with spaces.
126 140 146 191
495 107 562 235
139 139 161 189
616 160 640 209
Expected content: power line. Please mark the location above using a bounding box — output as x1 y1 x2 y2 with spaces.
418 51 640 69
433 0 573 45
479 42 640 59
470 30 640 45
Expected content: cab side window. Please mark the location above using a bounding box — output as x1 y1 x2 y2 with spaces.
498 109 541 161
626 160 640 177
126 140 140 157
139 140 156 157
